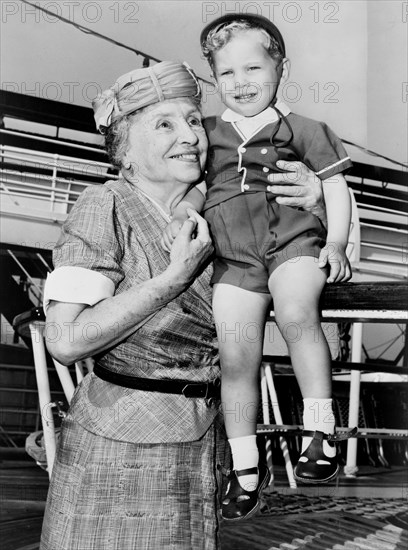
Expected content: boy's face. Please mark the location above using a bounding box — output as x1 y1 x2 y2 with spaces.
213 29 284 117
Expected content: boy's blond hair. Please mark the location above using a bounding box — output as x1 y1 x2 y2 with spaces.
201 20 285 70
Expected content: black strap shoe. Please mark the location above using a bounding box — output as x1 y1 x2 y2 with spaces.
294 427 358 484
218 463 271 521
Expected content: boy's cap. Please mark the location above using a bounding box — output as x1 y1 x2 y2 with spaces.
200 13 286 57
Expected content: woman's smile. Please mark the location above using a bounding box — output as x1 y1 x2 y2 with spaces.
169 151 201 162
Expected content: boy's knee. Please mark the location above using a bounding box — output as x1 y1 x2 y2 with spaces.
275 301 318 331
220 351 261 379
221 357 251 376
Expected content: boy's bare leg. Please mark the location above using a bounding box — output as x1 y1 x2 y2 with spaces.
212 283 270 493
213 283 270 437
268 256 331 399
268 256 338 482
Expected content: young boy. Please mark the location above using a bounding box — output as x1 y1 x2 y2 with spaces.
163 13 355 521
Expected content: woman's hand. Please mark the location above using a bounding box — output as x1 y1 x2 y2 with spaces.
319 243 352 283
168 209 213 282
267 160 327 226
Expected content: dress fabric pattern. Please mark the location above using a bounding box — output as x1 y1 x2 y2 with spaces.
48 178 220 444
40 178 227 549
40 416 228 550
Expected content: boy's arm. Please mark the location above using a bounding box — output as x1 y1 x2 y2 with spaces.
161 182 206 252
173 181 206 221
319 174 352 283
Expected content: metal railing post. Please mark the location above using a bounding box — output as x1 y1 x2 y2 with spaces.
344 322 363 477
29 321 57 478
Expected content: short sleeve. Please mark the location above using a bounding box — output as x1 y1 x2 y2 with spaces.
43 266 115 313
297 120 353 180
44 185 125 310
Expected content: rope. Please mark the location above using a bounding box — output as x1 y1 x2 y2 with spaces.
19 0 211 84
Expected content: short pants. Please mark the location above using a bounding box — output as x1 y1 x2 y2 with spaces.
204 192 327 293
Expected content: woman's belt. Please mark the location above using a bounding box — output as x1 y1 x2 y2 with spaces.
93 364 221 399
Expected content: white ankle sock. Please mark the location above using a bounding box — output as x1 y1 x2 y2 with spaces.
229 435 259 491
302 398 336 458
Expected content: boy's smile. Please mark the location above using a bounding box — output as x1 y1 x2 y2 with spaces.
234 91 258 102
213 29 286 117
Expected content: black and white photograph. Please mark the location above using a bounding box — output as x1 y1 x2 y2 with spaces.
1 1 407 548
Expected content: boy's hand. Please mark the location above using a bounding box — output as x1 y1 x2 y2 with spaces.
161 210 200 252
161 218 184 252
319 243 352 283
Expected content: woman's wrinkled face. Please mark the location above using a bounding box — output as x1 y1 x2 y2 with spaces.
125 98 208 186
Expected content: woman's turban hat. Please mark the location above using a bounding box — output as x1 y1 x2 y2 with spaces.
93 61 201 134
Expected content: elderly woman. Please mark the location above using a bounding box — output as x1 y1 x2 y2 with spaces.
40 61 326 550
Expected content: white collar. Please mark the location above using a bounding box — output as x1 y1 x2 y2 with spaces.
221 99 291 124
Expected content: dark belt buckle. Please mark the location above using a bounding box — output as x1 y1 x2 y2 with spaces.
205 378 221 407
182 382 207 399
182 378 221 404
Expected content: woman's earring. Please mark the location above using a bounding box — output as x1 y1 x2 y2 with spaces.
124 161 134 175
124 161 136 178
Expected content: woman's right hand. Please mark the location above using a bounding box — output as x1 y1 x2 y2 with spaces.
168 209 213 282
